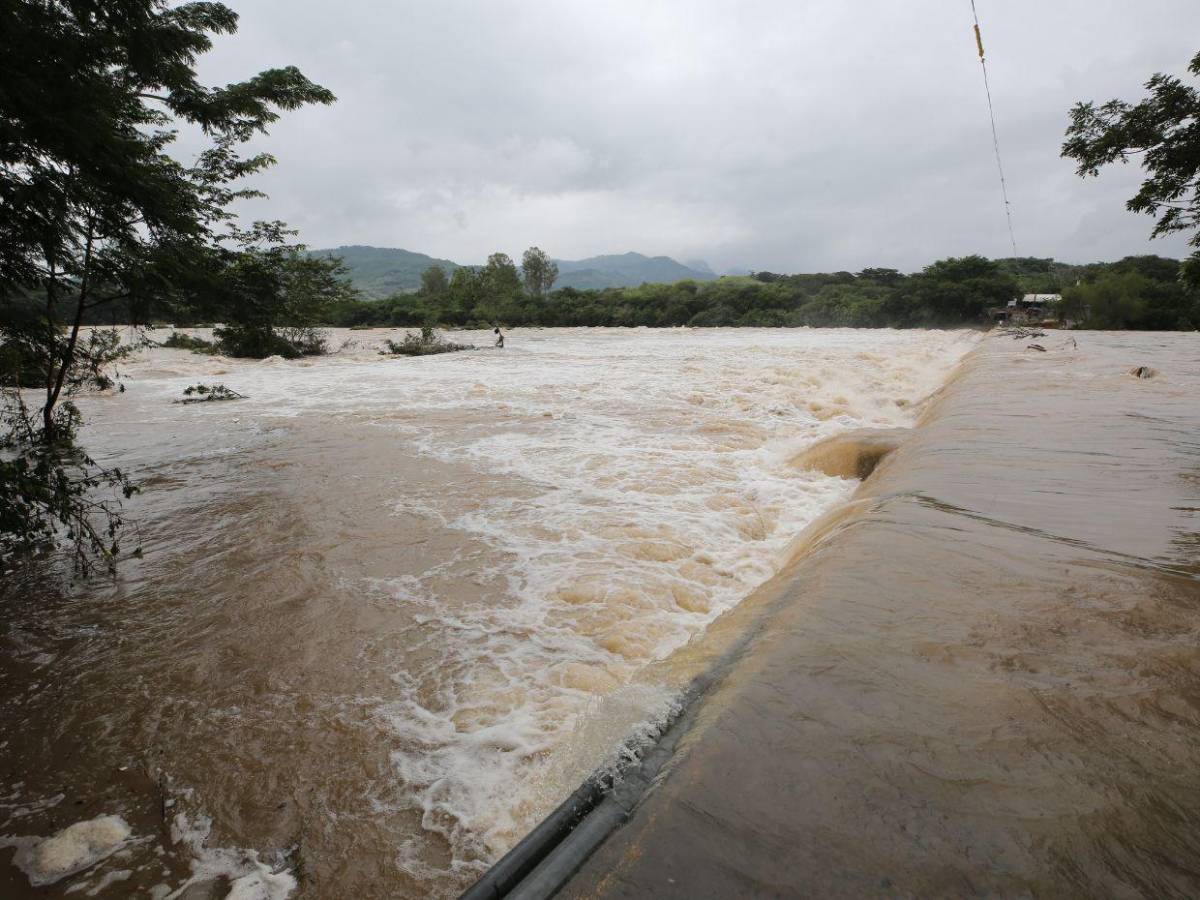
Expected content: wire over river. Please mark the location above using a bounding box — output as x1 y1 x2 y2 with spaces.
970 0 1018 257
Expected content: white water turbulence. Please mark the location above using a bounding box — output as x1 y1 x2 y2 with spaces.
5 327 978 898
361 329 978 869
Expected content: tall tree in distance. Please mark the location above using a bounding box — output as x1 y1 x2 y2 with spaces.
522 246 559 297
419 265 449 298
483 253 522 294
0 0 334 571
1063 50 1200 288
445 266 482 325
474 253 521 324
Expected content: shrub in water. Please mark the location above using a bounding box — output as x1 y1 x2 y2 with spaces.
380 326 473 357
177 383 245 403
162 332 216 353
213 325 328 359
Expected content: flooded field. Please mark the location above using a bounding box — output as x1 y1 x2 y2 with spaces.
0 327 977 898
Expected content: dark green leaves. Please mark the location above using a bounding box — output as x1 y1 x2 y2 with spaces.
0 0 334 573
1063 50 1200 246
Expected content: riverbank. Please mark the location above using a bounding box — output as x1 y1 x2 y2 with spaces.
552 330 1200 897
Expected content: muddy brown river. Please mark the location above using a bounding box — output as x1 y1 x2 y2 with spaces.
7 327 1196 898
1 327 976 898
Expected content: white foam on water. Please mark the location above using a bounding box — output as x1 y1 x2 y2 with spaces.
65 867 132 895
1 814 130 886
163 810 296 900
1 791 65 824
337 328 978 874
2 806 296 899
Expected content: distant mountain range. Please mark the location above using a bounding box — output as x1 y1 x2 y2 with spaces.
307 245 459 299
553 252 716 290
308 245 719 298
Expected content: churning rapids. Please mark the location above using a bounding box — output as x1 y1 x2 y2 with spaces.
0 327 978 898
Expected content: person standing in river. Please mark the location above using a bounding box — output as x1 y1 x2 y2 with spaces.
494 327 505 348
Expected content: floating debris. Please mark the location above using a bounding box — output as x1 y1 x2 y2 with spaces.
176 383 246 403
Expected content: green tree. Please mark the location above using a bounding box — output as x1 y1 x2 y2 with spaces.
482 253 522 295
210 224 356 357
857 268 905 287
0 0 333 569
478 252 522 323
892 256 1019 325
420 265 450 298
1063 50 1200 290
1055 256 1195 329
446 267 483 324
521 246 559 297
1062 272 1152 329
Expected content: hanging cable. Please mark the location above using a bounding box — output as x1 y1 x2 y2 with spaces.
969 0 1018 258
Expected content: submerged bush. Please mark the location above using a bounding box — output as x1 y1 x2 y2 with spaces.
177 383 245 403
162 332 216 353
213 325 328 359
1 383 139 574
380 326 473 356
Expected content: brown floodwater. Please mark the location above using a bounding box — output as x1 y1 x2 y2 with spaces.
0 327 976 898
562 330 1200 899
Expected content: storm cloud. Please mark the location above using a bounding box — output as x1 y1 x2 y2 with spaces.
192 0 1200 272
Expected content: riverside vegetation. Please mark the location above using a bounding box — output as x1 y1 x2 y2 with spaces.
311 252 1199 331
2 0 1200 573
0 0 335 571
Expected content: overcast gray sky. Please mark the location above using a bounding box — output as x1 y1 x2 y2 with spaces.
194 0 1200 272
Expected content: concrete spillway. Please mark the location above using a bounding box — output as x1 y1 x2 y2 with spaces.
549 332 1200 897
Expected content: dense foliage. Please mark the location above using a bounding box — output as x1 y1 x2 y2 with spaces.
0 0 332 570
162 331 216 352
313 254 1195 330
1063 49 1200 293
0 315 142 573
201 224 355 358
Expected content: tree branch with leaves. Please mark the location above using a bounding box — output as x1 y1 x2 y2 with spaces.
0 0 335 572
1063 50 1200 290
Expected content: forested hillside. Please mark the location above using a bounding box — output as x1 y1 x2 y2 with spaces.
553 252 715 289
306 246 459 298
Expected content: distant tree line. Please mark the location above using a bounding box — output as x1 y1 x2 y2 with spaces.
63 250 1199 333
290 253 1194 331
